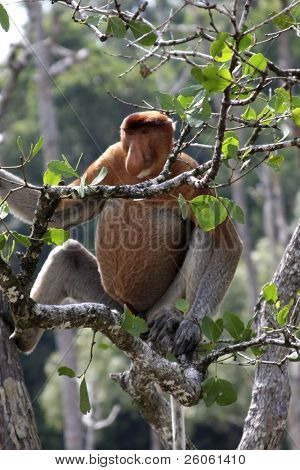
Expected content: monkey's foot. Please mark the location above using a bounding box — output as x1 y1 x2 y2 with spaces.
142 307 183 355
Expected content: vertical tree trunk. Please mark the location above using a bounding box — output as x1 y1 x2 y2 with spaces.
0 297 41 449
55 330 83 449
288 362 300 449
27 1 59 166
277 4 299 447
239 220 300 449
26 2 83 449
232 173 258 309
260 166 278 269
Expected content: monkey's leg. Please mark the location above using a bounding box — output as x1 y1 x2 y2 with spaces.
16 239 120 353
145 227 213 355
146 221 242 356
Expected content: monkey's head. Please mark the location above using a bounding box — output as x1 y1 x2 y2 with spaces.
120 111 174 179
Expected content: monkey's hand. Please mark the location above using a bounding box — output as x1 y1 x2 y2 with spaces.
142 307 183 355
143 308 201 357
173 318 201 357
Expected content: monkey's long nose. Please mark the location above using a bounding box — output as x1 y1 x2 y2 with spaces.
126 144 145 177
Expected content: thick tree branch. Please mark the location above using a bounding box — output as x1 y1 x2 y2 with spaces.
239 219 300 449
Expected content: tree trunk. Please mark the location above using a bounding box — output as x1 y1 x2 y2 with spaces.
26 2 83 449
232 172 258 309
0 297 41 449
260 165 278 269
277 3 299 447
55 330 83 449
27 1 59 166
239 219 300 449
288 362 300 449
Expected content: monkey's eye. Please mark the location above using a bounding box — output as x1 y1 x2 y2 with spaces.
141 128 149 135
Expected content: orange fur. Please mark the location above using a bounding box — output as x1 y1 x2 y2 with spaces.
59 112 212 309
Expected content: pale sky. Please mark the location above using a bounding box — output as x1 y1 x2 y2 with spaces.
0 2 27 62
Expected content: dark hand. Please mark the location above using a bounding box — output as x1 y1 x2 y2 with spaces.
142 307 183 354
142 308 201 357
173 318 201 357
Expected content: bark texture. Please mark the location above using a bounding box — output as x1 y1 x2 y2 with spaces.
0 298 41 449
239 219 300 449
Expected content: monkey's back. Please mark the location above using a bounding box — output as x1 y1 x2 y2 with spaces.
95 199 193 312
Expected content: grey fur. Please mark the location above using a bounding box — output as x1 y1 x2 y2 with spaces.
0 170 40 224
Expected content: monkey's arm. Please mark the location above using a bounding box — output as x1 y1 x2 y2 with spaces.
173 219 243 355
0 169 105 229
147 218 243 356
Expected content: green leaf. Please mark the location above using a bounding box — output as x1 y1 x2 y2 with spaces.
0 232 7 250
80 377 91 415
201 95 212 120
177 94 194 109
91 167 108 186
43 169 62 186
16 136 25 157
97 342 113 350
222 133 239 159
106 16 126 38
263 283 278 304
48 159 79 179
175 298 189 314
0 4 9 32
129 20 157 46
0 201 9 220
58 366 76 378
190 195 227 231
156 92 184 115
251 345 266 357
121 305 148 336
178 193 189 220
166 352 177 363
42 228 70 246
215 379 237 406
241 105 256 121
265 154 284 172
238 34 252 51
243 53 267 76
85 15 101 27
30 136 44 160
277 305 290 326
273 88 290 113
202 377 219 407
186 108 204 128
210 32 233 62
223 311 244 340
11 231 31 247
292 108 300 126
201 316 223 343
257 106 275 124
273 12 295 29
187 94 211 127
218 197 245 224
241 328 253 342
191 65 233 93
178 85 203 97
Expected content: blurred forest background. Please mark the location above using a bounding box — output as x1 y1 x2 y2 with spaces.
0 0 299 450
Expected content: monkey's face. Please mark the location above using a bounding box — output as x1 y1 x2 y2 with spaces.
120 118 173 179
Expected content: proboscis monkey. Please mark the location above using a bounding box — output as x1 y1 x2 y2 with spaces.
0 111 242 356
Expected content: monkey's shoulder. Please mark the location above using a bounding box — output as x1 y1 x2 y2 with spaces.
169 153 211 202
